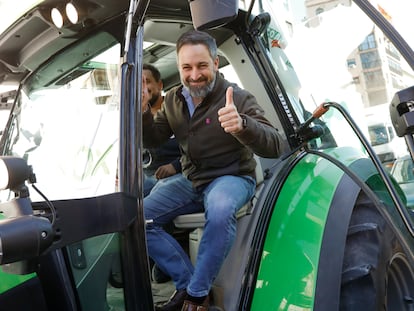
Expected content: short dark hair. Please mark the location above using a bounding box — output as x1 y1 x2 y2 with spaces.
143 63 162 82
176 30 217 60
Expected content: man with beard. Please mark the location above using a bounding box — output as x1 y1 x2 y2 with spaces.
142 30 282 311
142 63 182 197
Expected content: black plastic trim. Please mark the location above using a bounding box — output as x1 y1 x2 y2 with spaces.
31 192 138 251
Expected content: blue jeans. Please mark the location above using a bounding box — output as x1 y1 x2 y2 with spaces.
143 173 158 197
144 173 256 297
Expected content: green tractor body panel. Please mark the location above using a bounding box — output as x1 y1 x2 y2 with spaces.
0 273 34 294
0 214 36 294
251 153 345 309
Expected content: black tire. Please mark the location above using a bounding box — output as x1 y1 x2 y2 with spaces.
340 192 414 311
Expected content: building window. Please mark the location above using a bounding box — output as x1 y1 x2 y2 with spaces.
391 76 404 89
364 69 384 88
347 58 357 68
360 51 381 69
316 7 324 15
385 40 401 60
359 33 376 51
388 58 402 75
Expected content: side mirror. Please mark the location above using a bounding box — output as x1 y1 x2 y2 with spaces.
0 156 54 274
390 86 414 163
189 0 238 30
390 86 414 137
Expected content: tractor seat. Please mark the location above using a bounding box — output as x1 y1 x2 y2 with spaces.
173 155 264 229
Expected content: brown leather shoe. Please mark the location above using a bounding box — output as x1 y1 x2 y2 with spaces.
181 296 209 311
155 289 187 311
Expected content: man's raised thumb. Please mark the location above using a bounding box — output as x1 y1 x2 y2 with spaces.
225 86 233 107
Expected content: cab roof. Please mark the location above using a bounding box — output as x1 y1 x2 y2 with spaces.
0 0 202 88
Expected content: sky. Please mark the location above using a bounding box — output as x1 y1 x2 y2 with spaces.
288 0 414 49
381 0 414 48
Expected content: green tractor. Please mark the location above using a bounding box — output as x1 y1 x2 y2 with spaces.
0 0 414 310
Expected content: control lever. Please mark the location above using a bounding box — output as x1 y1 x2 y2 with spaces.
297 103 329 134
296 103 329 141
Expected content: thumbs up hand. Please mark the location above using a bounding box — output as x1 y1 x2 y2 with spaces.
218 87 243 134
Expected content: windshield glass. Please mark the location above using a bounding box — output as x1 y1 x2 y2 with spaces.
252 0 411 163
1 43 121 201
369 124 390 145
245 0 413 223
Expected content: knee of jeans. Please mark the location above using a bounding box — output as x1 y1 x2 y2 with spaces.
145 222 163 235
143 200 158 221
205 202 236 226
